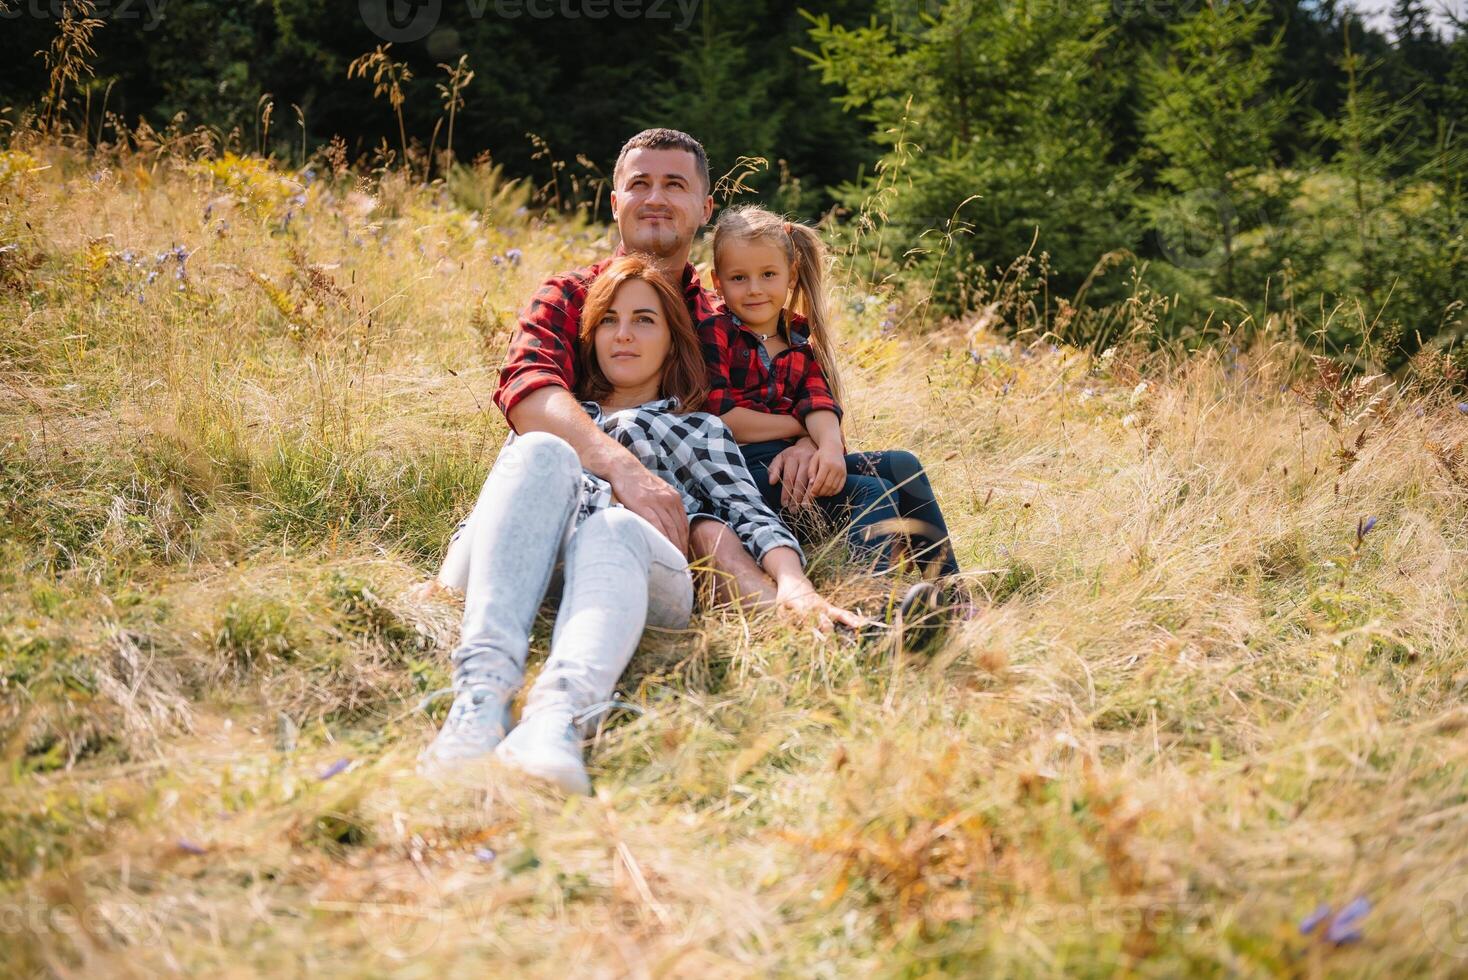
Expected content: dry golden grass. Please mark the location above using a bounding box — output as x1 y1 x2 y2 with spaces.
2 142 1466 977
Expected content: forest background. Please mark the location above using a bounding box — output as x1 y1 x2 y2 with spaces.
1 0 1463 368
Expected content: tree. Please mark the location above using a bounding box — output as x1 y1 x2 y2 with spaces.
1139 0 1296 296
803 0 1136 313
635 4 783 196
1308 27 1413 303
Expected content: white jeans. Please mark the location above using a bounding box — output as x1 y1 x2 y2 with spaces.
439 432 693 721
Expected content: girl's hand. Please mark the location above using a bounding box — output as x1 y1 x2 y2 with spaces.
808 446 847 500
775 580 870 633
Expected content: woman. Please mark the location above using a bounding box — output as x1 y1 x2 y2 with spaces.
420 254 864 794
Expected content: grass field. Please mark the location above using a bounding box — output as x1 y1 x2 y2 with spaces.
2 141 1467 977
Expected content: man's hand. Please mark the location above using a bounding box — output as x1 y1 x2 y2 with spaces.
608 459 689 554
767 438 821 510
406 578 457 604
808 445 847 500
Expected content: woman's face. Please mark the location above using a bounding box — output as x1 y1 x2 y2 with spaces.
592 278 672 396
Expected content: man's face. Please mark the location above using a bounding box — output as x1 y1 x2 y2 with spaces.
610 148 713 260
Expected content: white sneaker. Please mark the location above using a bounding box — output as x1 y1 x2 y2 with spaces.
420 682 514 769
495 707 590 795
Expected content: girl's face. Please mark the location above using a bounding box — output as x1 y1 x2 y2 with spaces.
592 278 672 396
715 239 794 329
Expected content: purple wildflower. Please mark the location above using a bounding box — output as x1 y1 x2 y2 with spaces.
1457 403 1468 415
177 839 207 855
473 847 497 863
506 247 523 266
1299 902 1331 935
319 758 351 781
1325 897 1370 945
1357 516 1377 541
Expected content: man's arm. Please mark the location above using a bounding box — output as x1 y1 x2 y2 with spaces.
508 386 689 553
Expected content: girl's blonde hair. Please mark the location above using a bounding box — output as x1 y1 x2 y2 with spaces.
576 254 708 413
711 205 843 405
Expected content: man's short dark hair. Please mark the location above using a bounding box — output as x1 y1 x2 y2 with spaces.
613 128 710 196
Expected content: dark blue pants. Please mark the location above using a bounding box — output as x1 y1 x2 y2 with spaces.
738 439 960 577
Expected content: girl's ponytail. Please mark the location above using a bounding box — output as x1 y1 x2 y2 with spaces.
784 221 843 406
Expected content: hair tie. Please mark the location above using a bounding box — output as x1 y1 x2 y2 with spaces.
782 221 793 236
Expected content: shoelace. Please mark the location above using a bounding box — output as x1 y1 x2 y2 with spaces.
572 698 644 729
418 688 644 733
417 670 509 715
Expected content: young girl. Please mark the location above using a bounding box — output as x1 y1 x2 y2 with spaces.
703 204 961 582
421 254 863 794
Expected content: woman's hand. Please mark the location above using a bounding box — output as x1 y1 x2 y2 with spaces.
808 445 847 500
775 579 870 633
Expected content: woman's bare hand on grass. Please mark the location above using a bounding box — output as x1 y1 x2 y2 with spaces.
775 581 870 634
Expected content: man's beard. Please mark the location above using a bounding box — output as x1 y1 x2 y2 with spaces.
628 220 681 258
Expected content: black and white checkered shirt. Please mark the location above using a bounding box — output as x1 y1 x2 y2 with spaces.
451 398 802 565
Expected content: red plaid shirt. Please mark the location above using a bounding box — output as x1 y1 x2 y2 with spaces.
493 248 724 426
698 311 843 424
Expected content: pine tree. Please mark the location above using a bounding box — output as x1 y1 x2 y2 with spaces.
1140 0 1295 295
635 4 782 193
1309 27 1413 303
802 0 1136 310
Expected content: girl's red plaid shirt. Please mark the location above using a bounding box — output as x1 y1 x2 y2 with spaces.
697 311 842 423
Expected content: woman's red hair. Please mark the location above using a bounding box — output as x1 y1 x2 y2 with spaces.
576 254 708 413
